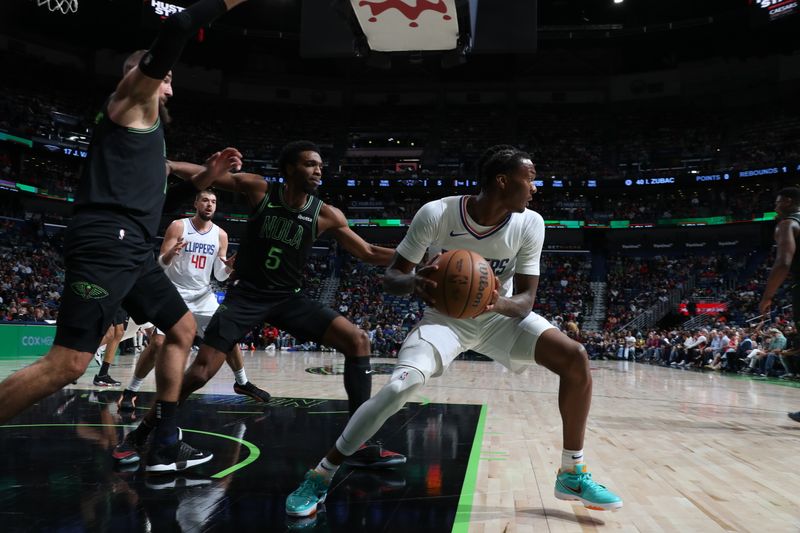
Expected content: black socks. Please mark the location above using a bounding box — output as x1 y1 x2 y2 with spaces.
344 357 372 416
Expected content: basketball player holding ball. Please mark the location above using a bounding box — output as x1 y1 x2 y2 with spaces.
287 145 622 518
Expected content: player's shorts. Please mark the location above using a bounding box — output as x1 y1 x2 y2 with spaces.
155 311 213 338
54 214 189 354
202 279 340 354
112 308 128 327
397 308 556 379
154 289 218 337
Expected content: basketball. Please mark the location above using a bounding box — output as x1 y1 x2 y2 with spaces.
427 249 495 319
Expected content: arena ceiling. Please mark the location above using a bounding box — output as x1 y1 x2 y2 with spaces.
0 1 797 80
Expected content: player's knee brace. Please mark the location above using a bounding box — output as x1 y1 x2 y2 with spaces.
380 365 426 412
336 365 425 456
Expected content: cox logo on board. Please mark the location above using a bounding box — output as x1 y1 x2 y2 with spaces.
21 336 54 347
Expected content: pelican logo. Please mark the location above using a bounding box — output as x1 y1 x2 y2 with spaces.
71 281 109 300
358 0 451 27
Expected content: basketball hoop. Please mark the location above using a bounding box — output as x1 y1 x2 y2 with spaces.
36 0 78 15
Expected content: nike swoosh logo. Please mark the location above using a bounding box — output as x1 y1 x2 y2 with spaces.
561 482 582 495
267 203 281 208
365 370 374 374
449 231 468 237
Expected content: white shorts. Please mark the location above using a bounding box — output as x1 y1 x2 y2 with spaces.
154 290 218 338
182 289 220 316
154 311 213 338
398 309 556 379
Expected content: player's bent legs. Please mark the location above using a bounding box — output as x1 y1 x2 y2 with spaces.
98 325 115 350
154 311 196 403
286 329 438 517
103 323 125 365
320 316 372 415
224 343 245 371
531 328 591 451
0 345 93 423
182 344 228 395
333 365 426 460
320 316 371 358
530 329 621 510
328 327 439 463
133 332 163 380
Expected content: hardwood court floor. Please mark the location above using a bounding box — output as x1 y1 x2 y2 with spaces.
2 350 799 532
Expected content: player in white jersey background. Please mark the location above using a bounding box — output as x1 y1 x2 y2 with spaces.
287 145 622 519
116 189 270 416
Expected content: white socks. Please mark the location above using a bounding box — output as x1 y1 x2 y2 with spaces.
313 457 339 483
234 368 248 386
562 448 585 471
128 376 144 393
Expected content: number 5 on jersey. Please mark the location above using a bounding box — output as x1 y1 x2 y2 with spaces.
191 254 207 269
264 246 283 270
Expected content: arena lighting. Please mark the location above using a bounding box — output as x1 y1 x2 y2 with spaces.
613 0 624 4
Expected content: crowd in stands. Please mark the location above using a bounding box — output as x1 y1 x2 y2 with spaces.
584 324 800 380
533 256 591 327
1 48 798 225
1 211 799 385
605 255 690 330
3 52 800 368
332 256 422 356
0 218 62 323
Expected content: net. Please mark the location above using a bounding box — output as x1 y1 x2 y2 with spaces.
36 0 78 15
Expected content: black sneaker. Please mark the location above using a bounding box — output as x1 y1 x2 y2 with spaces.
343 444 407 469
94 374 121 387
117 389 138 411
233 381 271 402
112 429 149 465
789 411 800 423
146 428 214 473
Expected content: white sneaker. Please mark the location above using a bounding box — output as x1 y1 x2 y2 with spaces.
94 345 106 367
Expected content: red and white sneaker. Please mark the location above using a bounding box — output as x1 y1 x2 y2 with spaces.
343 444 406 468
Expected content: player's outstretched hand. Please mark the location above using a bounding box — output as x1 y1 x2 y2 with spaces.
205 147 243 177
221 252 237 270
172 237 186 256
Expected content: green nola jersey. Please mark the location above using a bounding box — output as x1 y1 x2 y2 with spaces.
233 183 323 291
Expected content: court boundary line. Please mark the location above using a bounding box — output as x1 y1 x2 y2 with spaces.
452 403 487 533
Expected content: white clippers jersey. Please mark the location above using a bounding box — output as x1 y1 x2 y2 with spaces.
165 218 220 299
396 195 545 297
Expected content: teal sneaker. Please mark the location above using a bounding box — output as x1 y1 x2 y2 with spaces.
554 464 623 511
286 471 330 517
